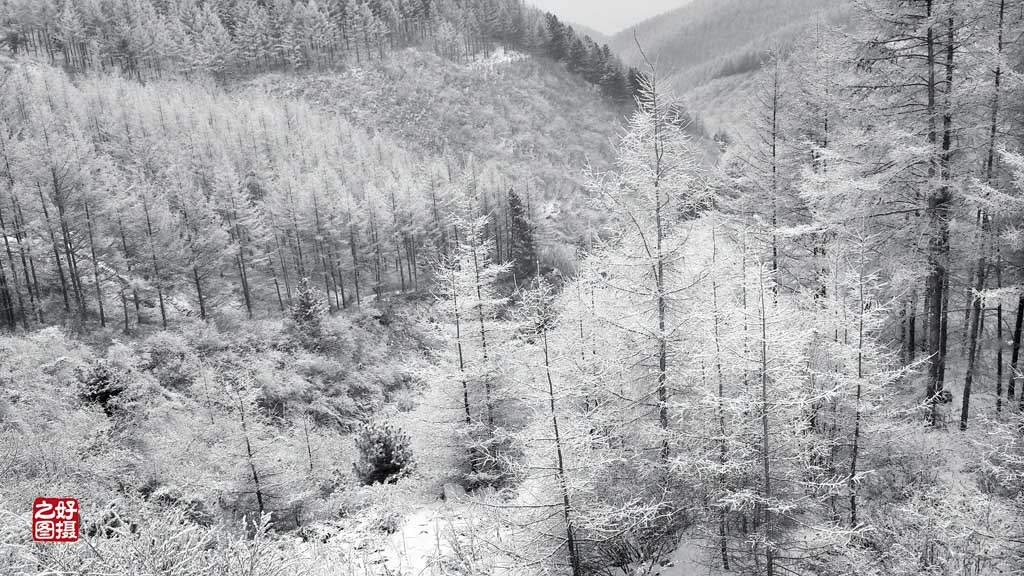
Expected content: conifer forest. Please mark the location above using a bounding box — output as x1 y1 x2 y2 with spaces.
1 0 1024 575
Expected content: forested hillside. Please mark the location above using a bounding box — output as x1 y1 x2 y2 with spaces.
612 0 843 84
0 0 636 332
608 0 850 133
0 0 642 99
0 0 635 572
2 1 1024 576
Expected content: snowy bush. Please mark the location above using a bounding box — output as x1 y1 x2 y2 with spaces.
353 420 415 485
138 331 199 391
78 359 128 417
290 278 329 346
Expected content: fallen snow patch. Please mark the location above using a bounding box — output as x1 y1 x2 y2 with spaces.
469 47 528 70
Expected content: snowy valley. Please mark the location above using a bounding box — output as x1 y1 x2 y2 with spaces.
1 1 1023 576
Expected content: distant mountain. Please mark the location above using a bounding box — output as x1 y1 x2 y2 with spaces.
612 0 847 87
567 21 612 47
608 0 851 131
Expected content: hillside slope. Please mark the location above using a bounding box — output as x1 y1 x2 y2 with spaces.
610 0 851 132
0 39 629 555
248 49 623 181
611 0 846 86
248 48 629 255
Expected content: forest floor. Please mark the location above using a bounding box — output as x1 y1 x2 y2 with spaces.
288 333 1021 576
297 496 479 576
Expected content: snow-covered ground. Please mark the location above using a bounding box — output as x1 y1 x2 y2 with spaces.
294 497 475 576
469 47 529 70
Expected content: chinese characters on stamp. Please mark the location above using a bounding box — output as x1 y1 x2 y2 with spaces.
32 498 78 542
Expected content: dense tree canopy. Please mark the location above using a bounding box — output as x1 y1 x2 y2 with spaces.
2 1 1024 576
0 0 640 102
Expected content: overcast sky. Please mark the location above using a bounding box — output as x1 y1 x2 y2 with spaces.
528 0 690 35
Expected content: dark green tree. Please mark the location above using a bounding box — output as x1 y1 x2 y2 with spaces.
353 419 415 485
567 36 587 74
508 187 536 282
544 13 568 61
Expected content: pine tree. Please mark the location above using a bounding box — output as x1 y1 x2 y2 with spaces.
190 3 237 77
353 420 415 485
544 13 568 61
290 277 328 345
507 187 535 283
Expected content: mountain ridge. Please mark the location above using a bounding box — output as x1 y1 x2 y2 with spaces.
604 0 850 132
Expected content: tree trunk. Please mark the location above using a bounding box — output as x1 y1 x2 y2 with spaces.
120 285 129 334
987 0 1007 412
14 197 42 324
1008 295 1023 404
939 272 950 390
289 196 307 280
758 268 774 576
84 200 105 327
142 195 167 328
996 255 1003 412
710 222 730 570
769 59 780 291
57 200 85 318
303 414 314 472
542 322 581 576
349 221 362 306
237 250 253 319
850 266 865 526
311 193 333 313
327 241 344 310
192 265 207 320
117 219 140 327
644 63 670 459
0 204 24 329
238 394 265 517
470 232 494 429
961 217 988 430
908 291 917 363
0 249 13 329
229 199 254 320
935 14 956 397
924 0 947 424
36 182 71 313
273 277 284 312
0 140 26 327
922 288 931 357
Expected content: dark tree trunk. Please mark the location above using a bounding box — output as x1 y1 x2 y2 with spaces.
759 270 774 576
959 284 985 422
238 395 265 517
84 201 105 327
349 222 362 306
470 230 493 429
542 324 581 576
192 265 207 320
14 198 42 324
987 0 1007 412
1008 296 1024 403
37 183 71 313
924 0 949 425
0 204 24 329
996 255 1003 412
117 219 140 328
850 268 866 526
142 196 167 328
272 220 293 305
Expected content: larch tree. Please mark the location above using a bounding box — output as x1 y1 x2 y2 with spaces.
432 209 511 484
585 55 710 463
